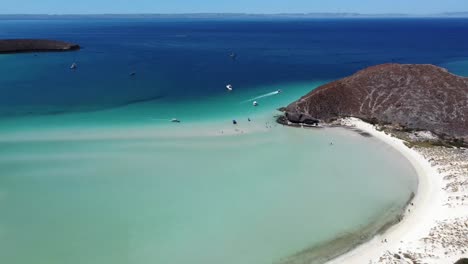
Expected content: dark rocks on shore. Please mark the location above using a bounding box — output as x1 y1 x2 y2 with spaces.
0 39 80 54
278 112 319 125
454 258 468 264
280 63 468 145
285 112 319 125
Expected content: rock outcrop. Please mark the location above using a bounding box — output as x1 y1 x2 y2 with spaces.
0 39 80 53
284 112 319 125
282 64 468 143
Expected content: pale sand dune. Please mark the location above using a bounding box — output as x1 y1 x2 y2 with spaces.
328 118 467 264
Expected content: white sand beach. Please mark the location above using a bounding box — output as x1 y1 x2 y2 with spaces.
328 118 468 264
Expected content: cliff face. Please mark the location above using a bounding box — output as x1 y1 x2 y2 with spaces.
284 64 468 141
0 39 80 53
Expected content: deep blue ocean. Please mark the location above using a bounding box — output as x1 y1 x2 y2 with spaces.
1 18 468 116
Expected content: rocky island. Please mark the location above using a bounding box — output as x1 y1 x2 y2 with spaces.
280 63 468 146
280 64 468 264
0 39 80 54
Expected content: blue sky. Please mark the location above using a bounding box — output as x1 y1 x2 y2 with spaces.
1 0 467 15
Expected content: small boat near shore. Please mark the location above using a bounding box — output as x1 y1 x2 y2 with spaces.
226 84 233 91
70 62 77 70
171 118 181 123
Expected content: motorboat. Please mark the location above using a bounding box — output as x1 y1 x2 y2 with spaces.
229 52 237 60
226 84 233 91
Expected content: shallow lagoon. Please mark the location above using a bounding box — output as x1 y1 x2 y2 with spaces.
0 101 417 264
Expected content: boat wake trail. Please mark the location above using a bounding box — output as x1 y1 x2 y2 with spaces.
241 90 281 103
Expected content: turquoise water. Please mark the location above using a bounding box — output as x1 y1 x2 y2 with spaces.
0 81 418 264
2 18 468 263
0 111 417 264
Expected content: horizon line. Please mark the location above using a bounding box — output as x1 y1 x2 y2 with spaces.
1 12 468 17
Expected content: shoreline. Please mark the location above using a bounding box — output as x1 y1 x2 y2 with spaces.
2 111 465 263
328 118 467 264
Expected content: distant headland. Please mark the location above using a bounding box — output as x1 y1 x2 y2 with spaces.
0 12 468 20
279 63 468 146
0 39 80 54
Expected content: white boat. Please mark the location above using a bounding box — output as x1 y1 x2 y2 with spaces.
229 52 237 60
253 101 258 106
171 118 181 123
70 63 77 70
272 89 281 95
226 84 233 91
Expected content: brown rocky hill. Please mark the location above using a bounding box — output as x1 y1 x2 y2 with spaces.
283 64 468 142
0 39 80 53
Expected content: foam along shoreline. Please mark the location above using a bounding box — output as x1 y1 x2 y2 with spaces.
328 118 467 264
0 39 80 54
